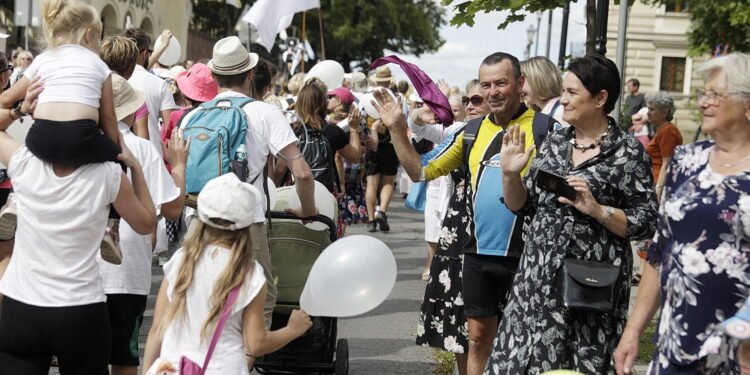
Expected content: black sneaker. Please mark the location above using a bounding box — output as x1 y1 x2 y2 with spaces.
367 221 377 232
375 211 389 232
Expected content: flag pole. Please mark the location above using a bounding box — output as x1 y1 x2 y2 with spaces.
301 11 307 72
317 7 326 60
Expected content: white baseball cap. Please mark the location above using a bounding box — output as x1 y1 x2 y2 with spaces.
197 174 262 230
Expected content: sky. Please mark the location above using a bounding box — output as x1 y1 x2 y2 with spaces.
383 1 590 91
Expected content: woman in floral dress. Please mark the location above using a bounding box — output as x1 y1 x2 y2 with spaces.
489 55 658 374
615 53 750 375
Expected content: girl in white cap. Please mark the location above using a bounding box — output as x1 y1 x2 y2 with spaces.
144 173 313 375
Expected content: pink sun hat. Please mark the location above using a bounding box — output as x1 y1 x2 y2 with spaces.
176 63 219 102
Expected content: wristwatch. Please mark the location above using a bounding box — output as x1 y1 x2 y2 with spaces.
13 102 24 118
599 205 614 226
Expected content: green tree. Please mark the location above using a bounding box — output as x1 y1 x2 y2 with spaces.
189 0 446 71
644 0 750 55
442 0 605 55
293 0 446 71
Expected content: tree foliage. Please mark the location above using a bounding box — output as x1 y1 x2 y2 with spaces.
188 0 446 71
442 0 568 30
291 0 446 71
644 0 750 55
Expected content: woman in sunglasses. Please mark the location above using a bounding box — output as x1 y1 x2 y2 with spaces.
520 56 569 129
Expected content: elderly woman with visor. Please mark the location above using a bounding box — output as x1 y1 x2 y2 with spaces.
615 52 750 375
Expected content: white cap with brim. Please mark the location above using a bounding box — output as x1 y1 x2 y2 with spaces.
197 173 263 231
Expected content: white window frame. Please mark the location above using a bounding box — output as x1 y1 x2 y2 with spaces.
654 52 692 96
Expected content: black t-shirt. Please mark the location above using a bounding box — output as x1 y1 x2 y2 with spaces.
322 123 349 153
624 93 646 117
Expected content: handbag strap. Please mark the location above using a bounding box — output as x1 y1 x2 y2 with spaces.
201 284 242 372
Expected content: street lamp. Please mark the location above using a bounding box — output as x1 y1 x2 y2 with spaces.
525 24 536 60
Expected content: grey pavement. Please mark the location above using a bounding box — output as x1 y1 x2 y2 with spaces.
45 196 652 374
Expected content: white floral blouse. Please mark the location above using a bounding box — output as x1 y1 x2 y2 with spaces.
648 140 750 374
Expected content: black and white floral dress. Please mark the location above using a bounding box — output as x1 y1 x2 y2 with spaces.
486 121 659 374
416 171 472 353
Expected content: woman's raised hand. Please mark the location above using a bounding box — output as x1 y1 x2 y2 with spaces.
347 107 363 131
499 124 535 176
371 89 405 132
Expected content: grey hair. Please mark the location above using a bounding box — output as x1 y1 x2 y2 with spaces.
465 79 480 94
697 52 750 103
645 91 676 121
448 94 463 106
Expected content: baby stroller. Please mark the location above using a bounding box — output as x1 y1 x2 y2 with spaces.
253 209 349 375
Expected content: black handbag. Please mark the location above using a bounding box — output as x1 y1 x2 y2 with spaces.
557 258 621 314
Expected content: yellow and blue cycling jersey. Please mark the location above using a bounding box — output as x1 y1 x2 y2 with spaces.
422 105 538 257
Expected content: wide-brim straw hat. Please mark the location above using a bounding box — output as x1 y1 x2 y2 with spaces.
112 74 146 121
372 66 394 83
208 36 259 76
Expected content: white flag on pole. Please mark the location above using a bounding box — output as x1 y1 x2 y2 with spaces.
243 0 321 52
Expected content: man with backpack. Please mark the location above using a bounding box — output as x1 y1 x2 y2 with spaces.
373 53 557 375
178 36 317 329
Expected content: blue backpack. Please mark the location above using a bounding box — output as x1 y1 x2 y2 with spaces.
182 97 254 194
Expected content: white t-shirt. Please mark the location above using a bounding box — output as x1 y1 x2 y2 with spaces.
542 98 570 129
179 91 299 223
96 123 180 295
128 65 179 155
160 246 265 375
0 147 121 307
23 44 111 108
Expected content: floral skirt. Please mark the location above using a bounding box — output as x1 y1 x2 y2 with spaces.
339 181 368 225
416 253 467 353
416 178 470 353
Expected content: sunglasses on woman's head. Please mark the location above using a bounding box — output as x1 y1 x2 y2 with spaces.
462 95 483 107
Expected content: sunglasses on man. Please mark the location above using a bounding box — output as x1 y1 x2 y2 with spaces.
462 95 483 107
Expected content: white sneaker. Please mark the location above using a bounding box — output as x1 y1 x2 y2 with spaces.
100 218 122 264
0 193 17 241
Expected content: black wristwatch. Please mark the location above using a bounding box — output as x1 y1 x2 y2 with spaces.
13 102 24 118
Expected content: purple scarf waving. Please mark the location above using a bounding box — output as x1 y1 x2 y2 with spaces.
368 56 454 126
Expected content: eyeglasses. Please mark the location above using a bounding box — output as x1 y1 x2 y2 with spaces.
0 66 13 74
140 48 153 54
696 89 748 105
462 95 484 107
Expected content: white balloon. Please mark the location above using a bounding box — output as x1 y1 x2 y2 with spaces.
300 235 396 317
359 89 397 119
154 36 182 66
305 60 345 90
272 181 337 231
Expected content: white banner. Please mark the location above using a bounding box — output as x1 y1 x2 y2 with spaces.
242 0 321 52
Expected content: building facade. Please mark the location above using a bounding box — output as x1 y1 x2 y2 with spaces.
606 1 706 138
0 0 191 62
91 0 191 61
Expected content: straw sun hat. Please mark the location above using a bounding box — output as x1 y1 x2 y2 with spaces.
112 74 146 122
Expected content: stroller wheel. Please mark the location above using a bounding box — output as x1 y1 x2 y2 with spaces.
335 338 349 375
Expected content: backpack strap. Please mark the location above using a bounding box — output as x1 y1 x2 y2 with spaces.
201 283 242 371
550 99 562 117
461 117 484 165
531 111 558 149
